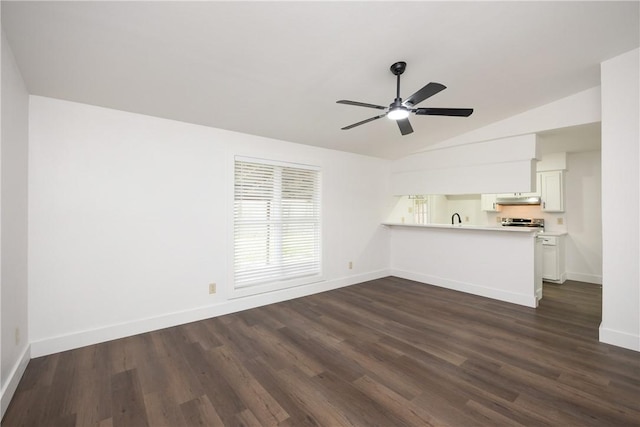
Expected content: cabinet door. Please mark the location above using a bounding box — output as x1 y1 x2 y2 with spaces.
480 194 499 211
542 245 559 280
540 171 564 212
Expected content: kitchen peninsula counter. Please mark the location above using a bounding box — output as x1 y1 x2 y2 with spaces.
385 222 542 308
382 222 539 233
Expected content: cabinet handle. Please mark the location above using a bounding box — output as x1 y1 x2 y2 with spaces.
543 201 546 208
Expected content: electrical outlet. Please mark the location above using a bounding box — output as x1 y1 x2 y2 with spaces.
15 328 20 345
557 217 564 225
408 207 413 214
209 283 217 294
349 261 353 270
465 216 469 222
496 216 502 223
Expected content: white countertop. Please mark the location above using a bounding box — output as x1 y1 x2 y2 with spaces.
382 222 539 233
538 231 568 236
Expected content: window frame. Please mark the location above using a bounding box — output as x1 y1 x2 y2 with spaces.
412 196 430 224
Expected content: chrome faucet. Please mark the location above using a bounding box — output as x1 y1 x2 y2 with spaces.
451 213 462 225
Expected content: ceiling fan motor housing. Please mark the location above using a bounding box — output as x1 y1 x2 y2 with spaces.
390 98 404 109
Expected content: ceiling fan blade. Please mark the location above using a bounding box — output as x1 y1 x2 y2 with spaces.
337 100 386 110
402 82 446 107
341 114 387 130
397 118 414 135
414 108 474 117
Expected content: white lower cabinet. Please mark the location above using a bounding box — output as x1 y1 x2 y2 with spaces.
540 235 566 283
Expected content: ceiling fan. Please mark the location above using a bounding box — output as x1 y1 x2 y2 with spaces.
337 61 473 136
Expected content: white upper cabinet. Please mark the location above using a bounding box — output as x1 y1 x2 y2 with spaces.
540 170 564 212
480 194 500 212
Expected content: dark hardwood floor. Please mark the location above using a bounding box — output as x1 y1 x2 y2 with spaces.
3 277 640 426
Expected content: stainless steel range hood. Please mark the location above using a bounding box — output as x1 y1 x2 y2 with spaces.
495 196 541 206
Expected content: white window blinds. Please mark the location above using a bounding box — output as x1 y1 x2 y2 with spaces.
234 158 321 290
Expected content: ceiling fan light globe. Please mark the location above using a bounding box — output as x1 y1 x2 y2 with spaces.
387 108 410 120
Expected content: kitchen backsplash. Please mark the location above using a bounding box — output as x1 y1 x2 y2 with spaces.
491 205 567 232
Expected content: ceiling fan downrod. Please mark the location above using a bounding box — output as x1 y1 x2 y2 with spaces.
390 61 406 102
388 61 408 119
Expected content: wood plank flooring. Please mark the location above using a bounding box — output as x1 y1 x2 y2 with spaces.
3 277 640 426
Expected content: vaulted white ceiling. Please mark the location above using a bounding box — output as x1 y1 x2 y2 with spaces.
2 1 638 159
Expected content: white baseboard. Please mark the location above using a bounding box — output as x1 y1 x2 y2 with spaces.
1 344 31 420
30 270 390 358
536 287 543 301
599 327 640 352
566 272 603 285
390 269 537 308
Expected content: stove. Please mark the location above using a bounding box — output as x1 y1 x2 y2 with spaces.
501 217 545 229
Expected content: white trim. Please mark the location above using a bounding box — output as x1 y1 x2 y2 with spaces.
599 327 640 352
566 272 603 285
30 270 390 358
1 344 31 419
390 269 538 308
231 274 325 299
234 155 321 172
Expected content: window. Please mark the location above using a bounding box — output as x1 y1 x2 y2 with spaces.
412 196 429 224
234 158 321 293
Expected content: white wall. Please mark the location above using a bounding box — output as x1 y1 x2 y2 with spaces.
600 48 639 351
445 195 482 225
565 151 602 284
430 86 601 149
1 30 31 417
387 196 415 224
28 96 391 357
